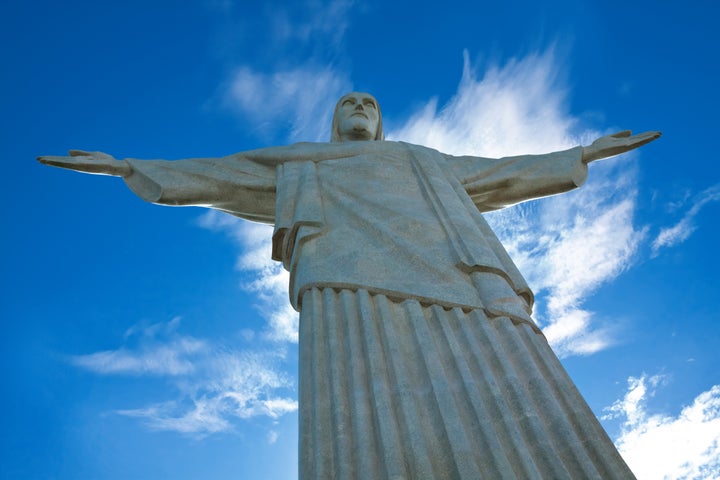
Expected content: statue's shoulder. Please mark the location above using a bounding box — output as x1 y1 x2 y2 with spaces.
288 140 410 156
393 141 448 159
267 140 444 164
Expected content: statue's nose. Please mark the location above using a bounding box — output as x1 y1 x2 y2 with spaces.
355 104 364 110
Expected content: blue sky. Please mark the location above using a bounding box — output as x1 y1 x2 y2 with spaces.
2 0 720 479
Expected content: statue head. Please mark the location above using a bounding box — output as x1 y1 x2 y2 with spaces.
331 92 384 142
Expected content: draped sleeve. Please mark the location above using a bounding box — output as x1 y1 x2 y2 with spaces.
121 142 376 224
447 146 588 212
123 153 277 224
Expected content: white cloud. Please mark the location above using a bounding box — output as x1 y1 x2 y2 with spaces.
117 400 231 435
122 315 182 340
204 350 297 420
118 350 298 436
224 65 351 142
197 211 299 343
389 49 579 157
651 183 720 256
217 1 355 142
523 173 647 356
70 316 208 375
390 49 646 357
270 0 353 49
605 374 720 480
69 336 207 376
70 318 297 436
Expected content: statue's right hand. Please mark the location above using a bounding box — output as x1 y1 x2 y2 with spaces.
37 150 132 177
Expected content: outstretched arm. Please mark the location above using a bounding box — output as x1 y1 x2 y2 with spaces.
582 130 661 163
38 149 278 223
450 146 588 211
450 129 660 211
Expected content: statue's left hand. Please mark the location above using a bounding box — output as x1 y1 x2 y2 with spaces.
38 150 132 177
582 130 661 164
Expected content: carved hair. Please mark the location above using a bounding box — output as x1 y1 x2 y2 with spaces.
330 92 384 142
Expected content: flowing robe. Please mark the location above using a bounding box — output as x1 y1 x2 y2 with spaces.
123 141 635 479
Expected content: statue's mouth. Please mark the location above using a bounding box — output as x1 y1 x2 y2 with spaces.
351 112 368 119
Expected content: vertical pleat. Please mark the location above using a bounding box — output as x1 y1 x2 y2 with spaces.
493 318 601 478
442 308 540 478
517 325 636 477
355 290 410 479
374 293 439 478
298 288 636 480
469 313 574 479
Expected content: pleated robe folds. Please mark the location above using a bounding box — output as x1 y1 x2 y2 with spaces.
124 140 635 479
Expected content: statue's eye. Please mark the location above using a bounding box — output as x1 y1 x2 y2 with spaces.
364 101 376 109
342 100 354 106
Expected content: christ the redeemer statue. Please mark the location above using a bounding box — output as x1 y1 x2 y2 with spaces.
40 92 659 479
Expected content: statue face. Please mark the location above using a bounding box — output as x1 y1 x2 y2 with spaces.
336 92 380 141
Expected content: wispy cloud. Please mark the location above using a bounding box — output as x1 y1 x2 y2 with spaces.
217 0 355 142
70 318 297 436
651 183 720 256
390 49 645 357
197 211 299 343
69 337 207 376
69 316 208 375
604 374 720 480
223 65 351 141
269 0 354 50
390 49 581 156
117 350 297 436
516 166 647 356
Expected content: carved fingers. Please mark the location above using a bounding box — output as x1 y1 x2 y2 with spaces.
38 150 132 177
583 130 661 163
628 130 662 148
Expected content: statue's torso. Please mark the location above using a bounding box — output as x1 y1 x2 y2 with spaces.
273 143 531 315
